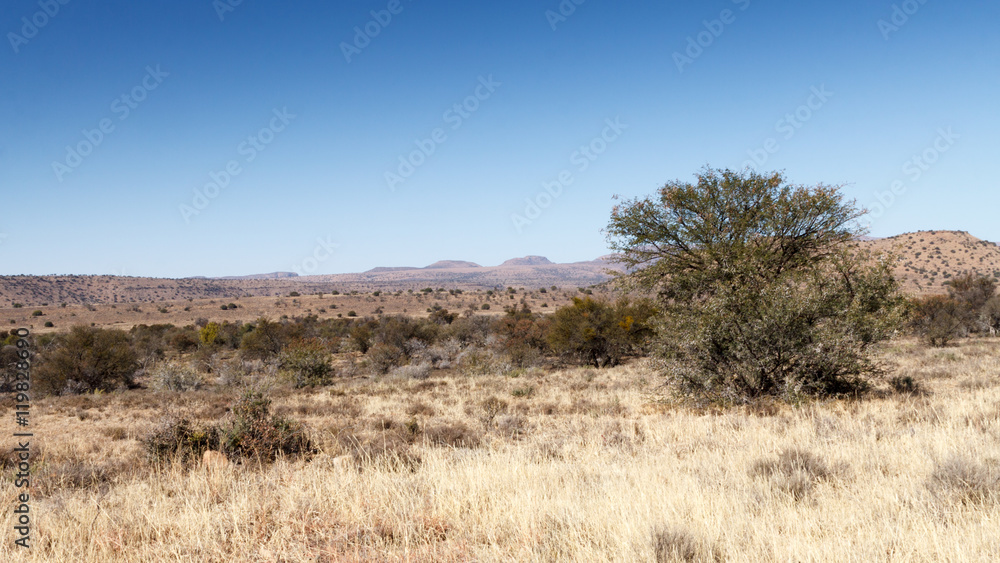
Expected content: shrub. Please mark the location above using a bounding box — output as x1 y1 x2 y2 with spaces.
389 362 432 380
31 310 43 317
35 326 139 395
910 295 966 346
149 363 203 392
279 339 335 387
43 321 54 328
548 297 656 368
651 526 722 563
493 305 549 367
142 418 218 463
239 318 286 360
946 272 996 331
928 455 999 505
365 343 405 375
751 448 836 500
0 345 21 392
199 322 221 346
607 166 907 401
347 311 358 317
218 390 313 462
982 296 1000 336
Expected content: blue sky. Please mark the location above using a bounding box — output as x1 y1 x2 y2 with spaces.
2 0 997 277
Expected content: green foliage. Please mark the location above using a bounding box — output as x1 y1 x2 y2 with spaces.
239 318 286 360
365 343 405 375
199 322 221 346
944 272 997 334
983 296 1000 336
910 295 966 346
607 167 907 401
218 390 313 462
279 338 335 387
35 326 139 395
494 305 549 367
548 297 656 368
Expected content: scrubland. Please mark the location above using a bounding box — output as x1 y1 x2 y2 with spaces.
3 338 1000 562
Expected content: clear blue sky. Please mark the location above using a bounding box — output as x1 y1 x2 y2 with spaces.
2 0 997 277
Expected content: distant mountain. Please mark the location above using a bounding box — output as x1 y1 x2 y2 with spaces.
364 266 420 274
501 256 553 266
424 260 482 269
216 272 299 280
5 231 995 306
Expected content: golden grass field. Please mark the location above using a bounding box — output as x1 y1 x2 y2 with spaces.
3 338 1000 562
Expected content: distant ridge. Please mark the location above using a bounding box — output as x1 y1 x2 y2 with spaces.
5 231 997 305
216 272 299 280
424 260 482 269
501 256 553 266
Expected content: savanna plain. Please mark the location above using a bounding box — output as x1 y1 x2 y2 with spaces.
2 335 999 562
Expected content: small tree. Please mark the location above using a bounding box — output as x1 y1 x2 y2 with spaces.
607 167 907 401
910 295 967 346
982 296 1000 336
548 297 656 367
942 272 997 334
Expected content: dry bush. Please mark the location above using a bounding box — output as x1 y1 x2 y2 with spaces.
888 374 927 396
388 361 431 380
406 401 435 417
928 455 1000 505
423 421 483 448
652 526 723 563
142 417 219 464
751 448 840 501
148 363 203 392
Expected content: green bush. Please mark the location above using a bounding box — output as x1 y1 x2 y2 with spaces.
279 338 335 387
365 343 405 375
607 167 907 401
218 390 313 462
910 295 966 346
239 318 286 360
35 326 139 395
548 297 656 368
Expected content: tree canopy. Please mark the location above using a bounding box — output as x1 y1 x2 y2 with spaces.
607 167 907 401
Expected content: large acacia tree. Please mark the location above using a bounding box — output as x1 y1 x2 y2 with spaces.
607 167 906 401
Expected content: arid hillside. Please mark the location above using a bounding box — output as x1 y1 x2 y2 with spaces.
863 230 1000 295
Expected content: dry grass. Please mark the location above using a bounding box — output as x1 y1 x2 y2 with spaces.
3 339 1000 561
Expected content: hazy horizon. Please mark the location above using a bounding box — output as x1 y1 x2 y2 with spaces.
3 0 998 278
